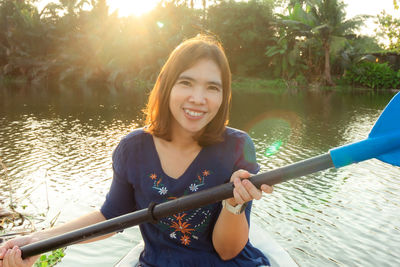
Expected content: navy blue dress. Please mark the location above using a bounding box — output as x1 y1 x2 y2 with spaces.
101 127 270 266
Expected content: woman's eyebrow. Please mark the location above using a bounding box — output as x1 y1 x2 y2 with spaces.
208 81 222 88
178 75 222 87
177 75 194 81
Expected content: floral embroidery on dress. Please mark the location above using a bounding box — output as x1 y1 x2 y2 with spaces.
159 208 212 246
148 169 214 246
149 173 168 195
170 213 194 245
180 235 190 246
188 169 211 192
189 183 198 192
158 187 168 195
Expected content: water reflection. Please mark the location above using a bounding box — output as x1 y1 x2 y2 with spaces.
243 91 400 267
1 87 399 266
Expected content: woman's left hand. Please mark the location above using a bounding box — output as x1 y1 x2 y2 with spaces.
227 169 273 207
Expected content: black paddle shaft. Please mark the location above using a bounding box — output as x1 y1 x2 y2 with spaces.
21 153 333 259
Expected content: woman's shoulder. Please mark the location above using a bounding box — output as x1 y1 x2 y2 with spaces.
223 127 252 142
114 128 151 156
120 127 149 143
212 127 254 154
223 127 256 157
224 127 259 173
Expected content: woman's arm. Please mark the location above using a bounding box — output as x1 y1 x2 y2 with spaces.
31 210 110 242
0 210 111 267
212 170 272 260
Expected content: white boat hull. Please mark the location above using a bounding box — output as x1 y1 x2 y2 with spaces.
115 223 297 267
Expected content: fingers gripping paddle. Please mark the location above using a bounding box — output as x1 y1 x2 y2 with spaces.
20 93 400 259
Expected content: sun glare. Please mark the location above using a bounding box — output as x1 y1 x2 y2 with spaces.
107 0 160 17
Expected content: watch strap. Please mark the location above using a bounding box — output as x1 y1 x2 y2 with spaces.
222 200 247 215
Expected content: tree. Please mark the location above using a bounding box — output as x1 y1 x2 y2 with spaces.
207 0 275 76
308 0 365 85
273 0 365 85
265 3 312 79
0 0 55 82
376 11 400 51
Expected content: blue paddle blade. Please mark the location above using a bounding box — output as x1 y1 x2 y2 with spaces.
370 92 400 166
330 92 400 168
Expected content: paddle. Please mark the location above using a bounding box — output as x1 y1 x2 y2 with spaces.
20 92 400 259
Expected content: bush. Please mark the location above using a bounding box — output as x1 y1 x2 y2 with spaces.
344 62 400 89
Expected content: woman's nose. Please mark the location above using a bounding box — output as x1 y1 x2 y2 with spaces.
189 86 206 104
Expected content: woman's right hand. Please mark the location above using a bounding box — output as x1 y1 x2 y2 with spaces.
0 236 40 267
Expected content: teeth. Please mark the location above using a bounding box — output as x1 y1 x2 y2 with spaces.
184 109 204 117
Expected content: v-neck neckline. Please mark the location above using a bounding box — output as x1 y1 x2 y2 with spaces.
149 134 205 181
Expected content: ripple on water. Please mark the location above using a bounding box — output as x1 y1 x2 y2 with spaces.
251 101 400 267
1 92 399 266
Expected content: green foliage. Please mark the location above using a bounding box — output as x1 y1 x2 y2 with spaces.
207 0 275 76
0 0 54 82
375 11 400 51
348 36 383 54
265 3 312 79
0 0 200 87
0 0 276 88
270 0 366 85
265 33 309 79
334 36 382 74
0 0 390 92
344 61 400 89
34 248 66 267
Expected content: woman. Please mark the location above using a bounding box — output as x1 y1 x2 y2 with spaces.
0 35 272 267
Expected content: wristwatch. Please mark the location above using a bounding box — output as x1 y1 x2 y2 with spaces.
222 200 247 215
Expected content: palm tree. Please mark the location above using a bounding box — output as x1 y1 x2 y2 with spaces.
276 0 365 85
307 0 365 85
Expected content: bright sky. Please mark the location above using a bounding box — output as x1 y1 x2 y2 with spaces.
345 0 398 18
106 0 159 17
36 0 399 35
344 0 399 36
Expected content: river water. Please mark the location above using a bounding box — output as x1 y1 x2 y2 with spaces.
0 86 399 266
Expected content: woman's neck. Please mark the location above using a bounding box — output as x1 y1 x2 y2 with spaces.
168 132 200 151
168 126 203 150
153 134 202 179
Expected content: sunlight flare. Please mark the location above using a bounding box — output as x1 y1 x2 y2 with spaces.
107 0 159 17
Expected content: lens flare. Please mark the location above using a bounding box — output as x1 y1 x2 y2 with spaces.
264 140 283 157
245 110 302 157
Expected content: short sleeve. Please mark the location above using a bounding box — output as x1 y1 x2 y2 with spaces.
100 140 137 219
233 133 260 175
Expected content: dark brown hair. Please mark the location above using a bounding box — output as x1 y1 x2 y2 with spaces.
144 35 232 146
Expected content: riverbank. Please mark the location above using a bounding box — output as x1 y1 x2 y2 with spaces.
232 76 400 94
1 75 398 95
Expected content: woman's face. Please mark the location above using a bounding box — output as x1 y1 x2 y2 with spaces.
169 58 223 138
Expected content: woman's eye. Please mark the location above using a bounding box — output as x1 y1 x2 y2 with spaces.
208 86 221 91
179 80 191 86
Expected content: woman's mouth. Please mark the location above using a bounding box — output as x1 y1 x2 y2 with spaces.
184 108 205 118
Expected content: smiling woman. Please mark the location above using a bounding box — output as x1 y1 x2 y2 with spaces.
107 0 160 17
